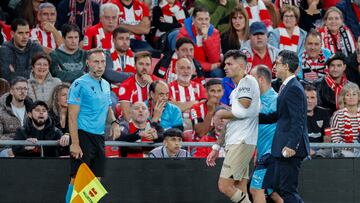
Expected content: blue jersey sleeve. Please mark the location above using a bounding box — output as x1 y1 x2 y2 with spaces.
68 80 82 105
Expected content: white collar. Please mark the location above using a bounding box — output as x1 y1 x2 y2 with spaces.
282 75 296 86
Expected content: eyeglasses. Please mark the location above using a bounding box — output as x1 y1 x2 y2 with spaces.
283 15 296 19
14 87 28 91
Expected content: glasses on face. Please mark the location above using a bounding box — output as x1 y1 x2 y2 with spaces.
14 87 28 91
283 15 296 19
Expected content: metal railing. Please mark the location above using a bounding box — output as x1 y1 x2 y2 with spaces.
1 140 360 157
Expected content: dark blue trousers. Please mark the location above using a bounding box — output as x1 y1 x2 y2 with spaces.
274 157 304 203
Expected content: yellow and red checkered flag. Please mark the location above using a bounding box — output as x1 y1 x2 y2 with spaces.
70 163 108 203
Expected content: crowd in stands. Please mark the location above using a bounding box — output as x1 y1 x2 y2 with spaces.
0 0 359 159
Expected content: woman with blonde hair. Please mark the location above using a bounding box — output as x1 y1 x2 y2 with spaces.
48 83 70 134
330 82 360 157
268 5 307 55
318 7 356 56
220 5 250 54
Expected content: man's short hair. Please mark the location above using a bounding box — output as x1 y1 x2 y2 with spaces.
113 27 130 38
100 3 120 16
254 65 272 84
87 48 105 59
30 100 49 112
305 28 322 42
278 50 299 73
192 6 209 18
164 128 183 139
61 23 81 38
304 84 317 92
205 79 222 90
135 51 152 64
223 50 247 63
149 80 168 94
31 53 52 67
175 37 194 50
38 2 56 12
11 18 29 32
10 76 28 87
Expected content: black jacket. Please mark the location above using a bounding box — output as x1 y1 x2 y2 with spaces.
314 78 338 114
12 117 63 157
345 52 360 87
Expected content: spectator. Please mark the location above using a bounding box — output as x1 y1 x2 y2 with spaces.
299 29 332 82
0 78 10 97
268 5 307 55
153 37 205 85
30 3 63 54
299 0 323 32
14 0 45 28
27 54 62 103
195 0 238 33
304 84 331 158
345 35 360 87
221 5 250 55
193 106 228 158
330 82 360 157
249 64 282 203
275 0 301 9
152 0 188 42
177 6 222 78
50 24 87 83
314 52 349 114
169 58 207 130
0 18 43 82
242 0 273 30
56 0 100 36
114 101 164 158
149 128 191 158
318 7 356 56
336 0 360 39
12 100 69 157
148 80 183 130
82 3 119 50
112 0 156 54
191 79 224 139
48 83 70 135
0 20 11 44
105 27 135 96
0 77 32 157
118 51 158 121
241 21 279 76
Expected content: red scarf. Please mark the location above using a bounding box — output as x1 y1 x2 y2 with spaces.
301 49 327 82
160 0 185 25
319 26 356 56
342 108 360 143
325 73 347 109
278 0 301 9
111 48 135 73
69 0 93 34
243 0 272 29
278 23 300 52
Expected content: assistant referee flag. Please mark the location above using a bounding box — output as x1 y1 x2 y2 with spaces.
70 163 108 203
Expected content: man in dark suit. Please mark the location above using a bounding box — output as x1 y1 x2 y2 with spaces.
272 50 310 203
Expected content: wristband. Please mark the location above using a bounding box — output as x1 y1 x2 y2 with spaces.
212 144 221 151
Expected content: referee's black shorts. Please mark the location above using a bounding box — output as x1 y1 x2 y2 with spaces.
70 130 106 178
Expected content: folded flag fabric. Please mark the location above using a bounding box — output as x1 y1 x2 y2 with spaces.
71 163 108 203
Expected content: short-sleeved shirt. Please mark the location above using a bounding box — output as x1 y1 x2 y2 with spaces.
190 101 208 125
225 74 260 145
30 27 60 50
117 75 158 103
169 80 207 102
82 23 113 50
220 77 236 106
252 49 273 72
68 73 112 135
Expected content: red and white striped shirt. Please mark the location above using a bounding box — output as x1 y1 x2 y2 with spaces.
169 80 207 103
30 27 60 50
190 101 208 125
118 75 158 103
111 48 136 94
82 23 114 50
330 108 360 143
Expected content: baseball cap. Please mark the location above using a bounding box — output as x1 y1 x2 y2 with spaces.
250 22 267 35
326 52 346 66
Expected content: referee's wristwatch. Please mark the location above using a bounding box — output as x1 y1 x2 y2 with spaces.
212 144 221 151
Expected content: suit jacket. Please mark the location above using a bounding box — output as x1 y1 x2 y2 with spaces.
271 77 310 158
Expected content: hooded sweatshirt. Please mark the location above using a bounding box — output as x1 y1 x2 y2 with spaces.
0 39 43 81
12 117 63 157
50 45 87 83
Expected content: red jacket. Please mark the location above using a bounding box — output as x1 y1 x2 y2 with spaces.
177 18 221 72
193 133 218 158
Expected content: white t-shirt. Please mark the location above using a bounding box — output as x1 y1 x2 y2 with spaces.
225 74 260 146
11 103 26 126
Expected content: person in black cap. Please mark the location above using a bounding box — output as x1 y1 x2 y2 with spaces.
12 100 69 157
148 128 190 158
240 21 280 78
314 51 349 114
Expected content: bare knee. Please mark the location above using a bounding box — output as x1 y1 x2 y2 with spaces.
218 179 235 197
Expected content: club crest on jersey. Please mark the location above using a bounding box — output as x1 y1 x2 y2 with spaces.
316 120 323 128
